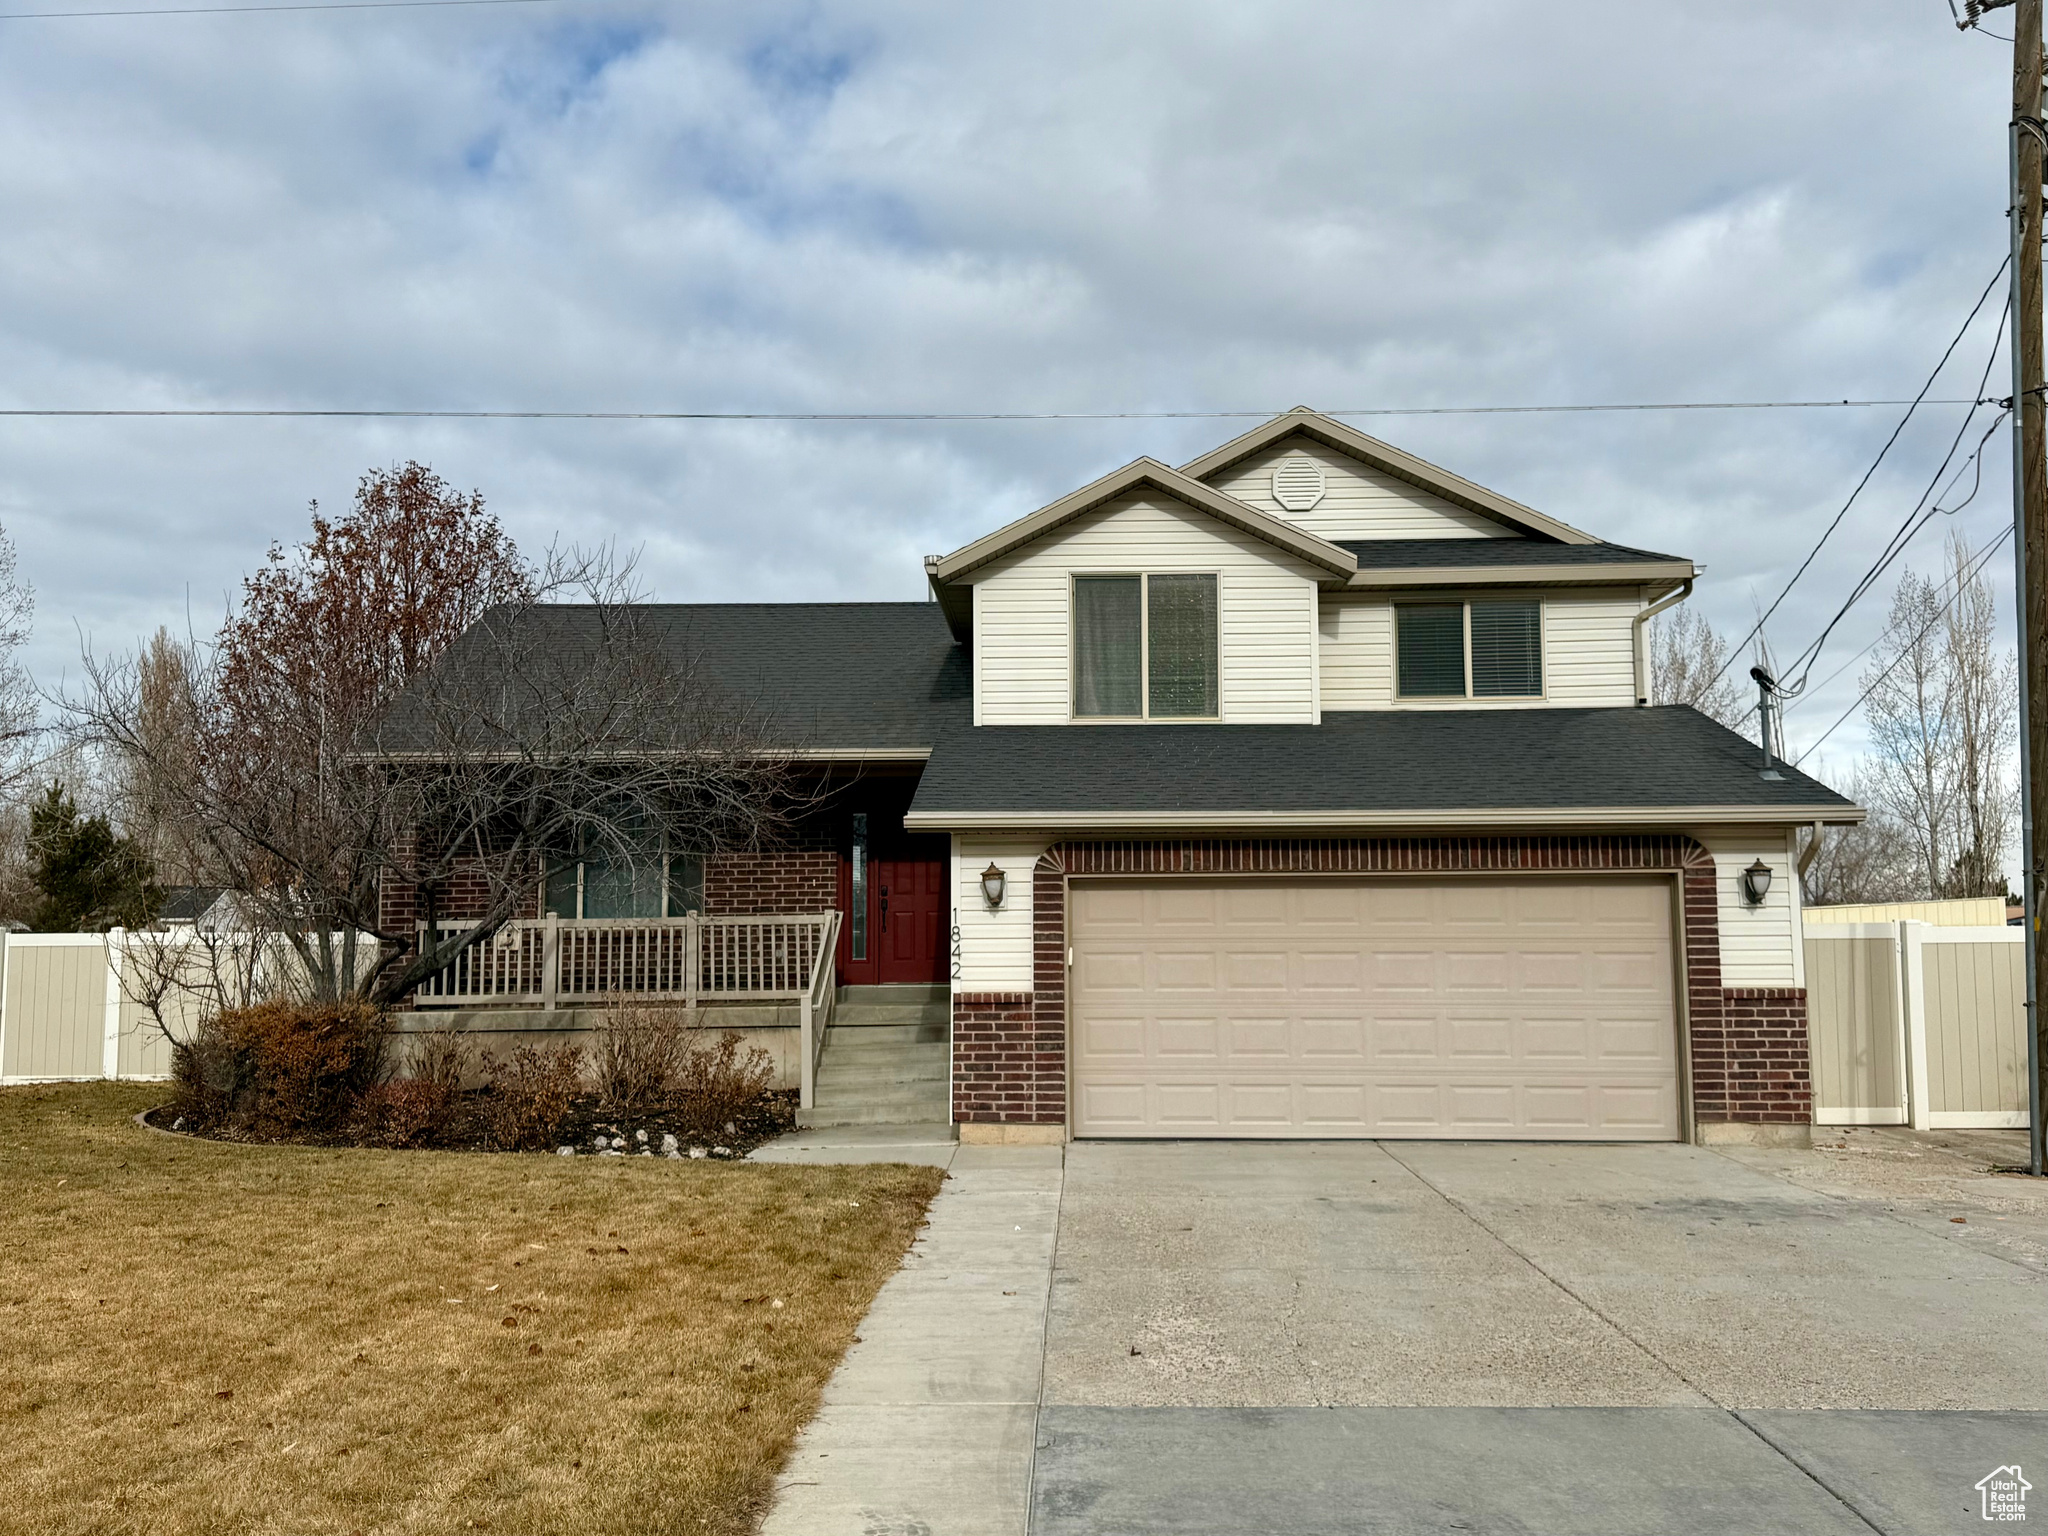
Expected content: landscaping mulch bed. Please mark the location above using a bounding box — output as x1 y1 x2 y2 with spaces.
143 1088 799 1158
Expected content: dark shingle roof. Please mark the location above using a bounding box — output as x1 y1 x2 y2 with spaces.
908 707 1854 819
377 602 969 752
1337 538 1689 569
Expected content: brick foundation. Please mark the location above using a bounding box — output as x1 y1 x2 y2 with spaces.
1705 987 1814 1126
952 992 1056 1124
944 834 1811 1138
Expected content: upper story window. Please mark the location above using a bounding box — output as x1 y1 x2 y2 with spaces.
1073 573 1219 718
1396 598 1543 699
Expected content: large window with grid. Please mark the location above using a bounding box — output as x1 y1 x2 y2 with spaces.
1395 598 1543 699
1073 573 1220 719
543 838 704 919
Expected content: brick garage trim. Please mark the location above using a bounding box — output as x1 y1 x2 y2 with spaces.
947 835 1812 1135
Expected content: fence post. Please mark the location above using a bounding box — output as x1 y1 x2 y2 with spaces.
103 927 125 1082
542 912 560 1013
799 985 814 1112
1901 920 1932 1131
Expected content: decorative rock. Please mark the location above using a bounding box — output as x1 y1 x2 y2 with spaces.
724 1121 737 1136
712 1146 732 1158
688 1146 707 1159
172 1117 186 1132
661 1133 679 1156
557 1146 575 1157
635 1129 649 1145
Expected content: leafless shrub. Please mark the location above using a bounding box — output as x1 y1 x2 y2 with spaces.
671 1031 777 1141
592 999 694 1115
480 1042 584 1151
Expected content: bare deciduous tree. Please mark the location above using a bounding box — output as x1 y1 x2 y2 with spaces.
1800 766 1919 906
70 466 811 1007
1650 604 1747 729
1859 535 2017 900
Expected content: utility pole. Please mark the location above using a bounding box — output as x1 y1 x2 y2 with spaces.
2003 0 2048 1177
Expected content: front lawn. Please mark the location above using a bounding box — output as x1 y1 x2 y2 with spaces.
0 1083 942 1536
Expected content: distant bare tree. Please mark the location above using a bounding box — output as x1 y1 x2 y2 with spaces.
1863 568 1955 896
0 519 37 793
1801 767 1918 906
1859 537 2017 900
1650 604 1746 729
1939 535 2017 899
114 628 209 886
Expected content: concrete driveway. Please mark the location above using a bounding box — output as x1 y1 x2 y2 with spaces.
761 1128 2048 1535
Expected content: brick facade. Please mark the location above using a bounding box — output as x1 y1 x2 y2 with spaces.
703 842 839 916
1709 988 1815 1126
949 834 1812 1136
952 993 1054 1124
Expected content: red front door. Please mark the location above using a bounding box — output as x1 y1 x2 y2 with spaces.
838 850 948 985
873 857 946 983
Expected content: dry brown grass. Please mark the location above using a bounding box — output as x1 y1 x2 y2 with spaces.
0 1082 942 1536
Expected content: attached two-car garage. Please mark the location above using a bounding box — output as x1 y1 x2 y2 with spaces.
1068 875 1682 1141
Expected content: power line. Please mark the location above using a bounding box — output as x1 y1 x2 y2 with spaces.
0 397 2003 423
1790 524 2016 766
0 0 568 18
1784 446 2008 712
1702 256 2013 697
1776 298 2013 692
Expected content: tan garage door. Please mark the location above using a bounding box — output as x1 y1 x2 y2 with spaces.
1070 875 1680 1140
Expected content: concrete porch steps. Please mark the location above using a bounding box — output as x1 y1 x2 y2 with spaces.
801 984 950 1128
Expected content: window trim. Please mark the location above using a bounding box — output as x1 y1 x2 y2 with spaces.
1069 570 1224 722
1392 595 1546 703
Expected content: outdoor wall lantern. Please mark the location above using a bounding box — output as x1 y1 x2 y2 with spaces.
980 863 1008 910
1740 859 1773 906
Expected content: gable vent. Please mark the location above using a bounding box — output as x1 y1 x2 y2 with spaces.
1272 455 1326 512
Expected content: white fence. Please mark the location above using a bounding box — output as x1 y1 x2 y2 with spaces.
0 929 378 1086
1805 921 2028 1130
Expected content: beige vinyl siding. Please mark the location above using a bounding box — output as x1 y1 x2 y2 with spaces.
1922 930 2027 1119
1315 592 1639 710
1696 826 1801 989
973 492 1322 725
1317 596 1390 709
1540 593 1642 706
1205 437 1515 542
951 836 1048 993
0 936 107 1081
1803 925 1906 1122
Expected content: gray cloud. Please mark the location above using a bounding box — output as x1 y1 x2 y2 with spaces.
0 0 2020 775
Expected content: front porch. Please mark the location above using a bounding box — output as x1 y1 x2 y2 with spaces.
409 912 846 1110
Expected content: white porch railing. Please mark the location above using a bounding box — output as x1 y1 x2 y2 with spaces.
411 911 841 1109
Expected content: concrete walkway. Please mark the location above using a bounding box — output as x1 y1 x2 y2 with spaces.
757 1127 1064 1536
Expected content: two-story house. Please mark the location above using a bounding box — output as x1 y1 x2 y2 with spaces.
391 408 1860 1149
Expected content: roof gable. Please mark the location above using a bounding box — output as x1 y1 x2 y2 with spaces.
924 456 1357 638
1180 409 1597 545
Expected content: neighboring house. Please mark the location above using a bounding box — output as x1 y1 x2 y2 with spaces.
156 886 228 929
382 408 1861 1147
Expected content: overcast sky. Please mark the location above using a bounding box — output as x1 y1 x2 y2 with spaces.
0 0 2021 782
